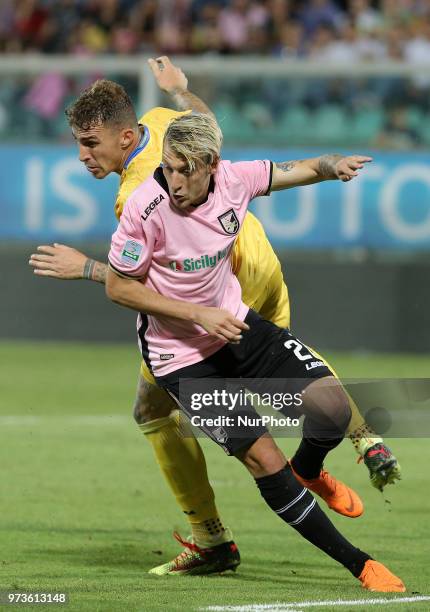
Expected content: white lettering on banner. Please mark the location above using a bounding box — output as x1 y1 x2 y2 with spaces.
380 164 430 241
341 164 385 240
50 159 97 234
254 186 316 239
24 158 43 231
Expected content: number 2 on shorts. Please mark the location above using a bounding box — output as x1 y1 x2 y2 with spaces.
284 339 313 361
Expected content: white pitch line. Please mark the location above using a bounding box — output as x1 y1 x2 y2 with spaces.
0 415 129 426
202 595 430 611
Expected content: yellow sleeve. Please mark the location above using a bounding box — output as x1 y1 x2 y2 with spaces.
114 108 190 220
138 107 190 133
115 174 144 221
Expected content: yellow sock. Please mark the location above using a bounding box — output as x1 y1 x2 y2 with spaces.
140 411 230 547
346 394 382 457
307 346 383 458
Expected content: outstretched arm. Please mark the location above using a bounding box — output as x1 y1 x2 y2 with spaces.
106 267 248 343
147 55 213 116
29 244 107 283
270 154 372 191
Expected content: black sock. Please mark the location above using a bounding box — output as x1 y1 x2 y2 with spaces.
256 464 370 577
291 436 343 480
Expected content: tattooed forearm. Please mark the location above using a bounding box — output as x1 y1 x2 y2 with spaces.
172 90 213 116
319 154 343 178
92 261 108 284
275 160 300 173
83 259 107 284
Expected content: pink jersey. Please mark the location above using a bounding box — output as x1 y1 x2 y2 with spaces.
108 159 272 376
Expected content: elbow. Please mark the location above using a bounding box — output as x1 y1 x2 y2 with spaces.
105 280 115 303
105 273 121 304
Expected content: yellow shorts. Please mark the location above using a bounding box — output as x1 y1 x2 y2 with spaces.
307 346 339 379
140 360 157 385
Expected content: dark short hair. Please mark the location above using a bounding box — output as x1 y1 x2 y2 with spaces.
65 79 137 130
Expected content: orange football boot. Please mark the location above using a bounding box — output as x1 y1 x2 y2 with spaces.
359 560 406 592
290 463 364 518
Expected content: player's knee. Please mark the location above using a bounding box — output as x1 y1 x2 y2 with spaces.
317 386 351 433
133 378 175 424
133 398 150 424
329 388 351 433
304 378 351 434
133 395 173 424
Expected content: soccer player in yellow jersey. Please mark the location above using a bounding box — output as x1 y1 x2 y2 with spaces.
30 57 400 576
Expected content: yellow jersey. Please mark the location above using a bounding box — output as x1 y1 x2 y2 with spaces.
232 213 290 328
114 107 189 220
114 106 290 330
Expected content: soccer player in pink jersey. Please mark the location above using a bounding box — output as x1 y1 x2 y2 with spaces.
106 113 405 593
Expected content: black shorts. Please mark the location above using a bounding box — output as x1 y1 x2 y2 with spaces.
156 309 332 455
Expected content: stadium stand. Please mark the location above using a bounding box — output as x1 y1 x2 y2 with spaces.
1 0 430 145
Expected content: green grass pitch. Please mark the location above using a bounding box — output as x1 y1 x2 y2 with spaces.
1 341 429 612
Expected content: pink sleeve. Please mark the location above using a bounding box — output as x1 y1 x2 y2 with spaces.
108 196 156 278
231 160 272 200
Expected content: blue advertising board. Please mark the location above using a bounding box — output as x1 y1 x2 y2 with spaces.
1 146 430 249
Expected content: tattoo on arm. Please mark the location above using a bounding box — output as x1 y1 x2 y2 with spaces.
92 261 107 284
83 259 107 284
172 90 213 116
275 161 299 173
319 154 343 178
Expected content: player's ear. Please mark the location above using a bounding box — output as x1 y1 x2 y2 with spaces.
209 155 220 174
120 127 136 150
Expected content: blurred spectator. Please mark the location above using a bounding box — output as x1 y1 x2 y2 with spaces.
355 32 387 61
298 0 346 37
310 21 361 64
155 0 192 54
190 3 223 54
269 0 292 37
404 19 430 65
348 0 383 35
347 0 387 60
218 0 271 53
130 0 157 52
380 0 413 28
307 23 337 60
68 18 110 54
111 19 140 55
15 0 50 51
276 20 305 58
403 19 430 94
0 0 14 37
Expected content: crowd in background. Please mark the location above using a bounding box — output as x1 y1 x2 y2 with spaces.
1 0 430 60
1 0 430 147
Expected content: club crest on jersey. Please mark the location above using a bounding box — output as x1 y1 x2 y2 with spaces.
218 208 239 235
